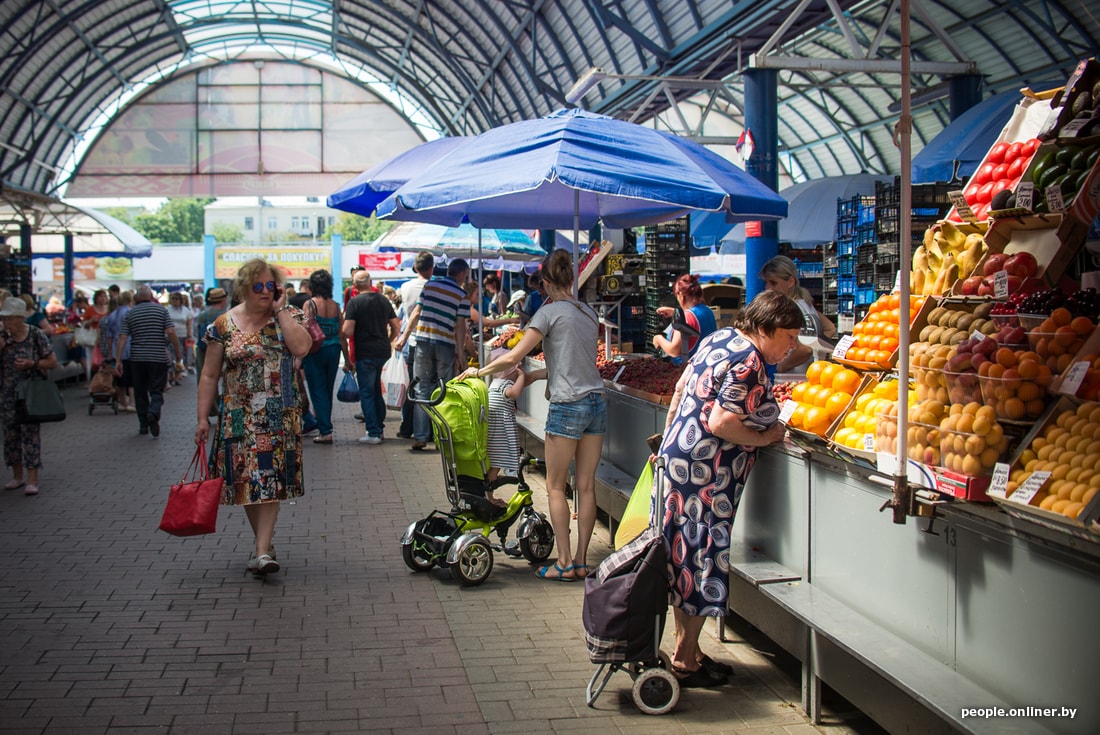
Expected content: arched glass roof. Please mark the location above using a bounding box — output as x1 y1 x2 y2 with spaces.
0 0 1097 198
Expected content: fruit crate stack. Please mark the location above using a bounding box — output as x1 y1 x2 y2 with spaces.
822 241 839 322
835 195 875 320
643 215 690 355
873 177 953 304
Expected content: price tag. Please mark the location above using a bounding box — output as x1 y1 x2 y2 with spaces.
949 190 976 222
988 462 1010 498
1011 470 1051 506
833 334 856 359
971 329 988 343
1015 182 1034 211
893 270 902 293
779 399 798 424
612 364 627 383
1060 117 1089 138
993 270 1009 299
862 433 875 452
1046 185 1067 213
1060 360 1090 396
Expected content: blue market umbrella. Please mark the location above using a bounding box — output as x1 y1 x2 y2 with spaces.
376 108 788 230
326 136 471 217
371 221 545 261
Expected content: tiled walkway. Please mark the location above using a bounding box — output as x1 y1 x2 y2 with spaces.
0 377 869 734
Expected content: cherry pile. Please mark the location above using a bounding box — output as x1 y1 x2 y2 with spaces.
1017 288 1100 319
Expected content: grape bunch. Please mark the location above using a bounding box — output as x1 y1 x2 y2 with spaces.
772 381 796 403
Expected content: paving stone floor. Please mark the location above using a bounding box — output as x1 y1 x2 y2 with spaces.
0 376 873 734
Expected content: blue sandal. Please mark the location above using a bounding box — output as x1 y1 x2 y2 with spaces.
535 562 576 582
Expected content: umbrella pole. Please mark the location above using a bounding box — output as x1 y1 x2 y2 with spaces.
892 0 913 525
573 189 580 299
477 230 484 368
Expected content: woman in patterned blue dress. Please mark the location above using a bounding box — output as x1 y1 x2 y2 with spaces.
658 290 803 688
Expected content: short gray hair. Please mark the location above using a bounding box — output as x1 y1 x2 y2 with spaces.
136 284 154 302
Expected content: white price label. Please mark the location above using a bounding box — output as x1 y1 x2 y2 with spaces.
893 270 902 293
949 190 977 222
1046 185 1067 213
971 329 989 343
993 270 1009 299
1060 361 1090 396
988 462 1010 498
1060 118 1089 138
1011 470 1051 506
779 399 798 424
833 334 856 359
612 364 627 383
1016 182 1034 211
862 433 876 452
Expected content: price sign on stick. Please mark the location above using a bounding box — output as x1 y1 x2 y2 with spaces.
1046 185 1067 213
862 434 875 452
988 463 1010 498
1011 470 1051 506
949 191 976 222
993 270 1009 300
833 334 855 360
779 399 798 424
1015 183 1034 212
1060 118 1088 138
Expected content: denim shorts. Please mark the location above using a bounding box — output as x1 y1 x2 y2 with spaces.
545 392 607 440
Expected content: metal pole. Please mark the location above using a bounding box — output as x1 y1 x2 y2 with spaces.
477 229 484 365
573 189 580 299
893 0 913 525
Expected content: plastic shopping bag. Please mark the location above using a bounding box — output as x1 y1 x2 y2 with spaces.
613 460 655 549
381 353 409 410
336 370 359 403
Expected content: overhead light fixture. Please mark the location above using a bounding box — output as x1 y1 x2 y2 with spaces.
565 67 609 105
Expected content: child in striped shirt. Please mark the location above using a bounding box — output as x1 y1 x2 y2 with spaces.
485 363 544 506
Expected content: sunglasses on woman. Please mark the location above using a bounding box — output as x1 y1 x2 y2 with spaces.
251 281 278 293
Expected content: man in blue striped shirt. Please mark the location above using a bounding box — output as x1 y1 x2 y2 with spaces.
114 285 181 437
395 259 469 450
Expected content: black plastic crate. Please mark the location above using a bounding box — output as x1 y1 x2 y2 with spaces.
875 177 953 210
856 263 875 285
875 269 899 292
857 243 876 265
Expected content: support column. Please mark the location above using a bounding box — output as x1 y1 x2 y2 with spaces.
539 230 556 252
62 232 74 305
331 234 344 307
203 235 216 293
743 68 780 302
948 74 982 121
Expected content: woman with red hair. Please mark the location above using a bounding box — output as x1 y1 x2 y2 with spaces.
652 273 717 364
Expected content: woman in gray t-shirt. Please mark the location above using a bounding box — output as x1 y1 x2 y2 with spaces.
461 249 605 582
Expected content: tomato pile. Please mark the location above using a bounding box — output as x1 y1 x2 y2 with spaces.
952 137 1041 221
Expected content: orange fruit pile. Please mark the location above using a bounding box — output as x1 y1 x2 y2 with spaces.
787 361 861 436
846 293 925 368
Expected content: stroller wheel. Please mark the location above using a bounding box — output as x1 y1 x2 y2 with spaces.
450 536 493 586
88 404 94 415
519 518 555 565
401 542 437 572
631 668 679 715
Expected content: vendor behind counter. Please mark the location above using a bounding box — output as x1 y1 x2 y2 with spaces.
758 255 837 375
651 274 717 365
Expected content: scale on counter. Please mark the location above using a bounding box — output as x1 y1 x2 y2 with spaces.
797 299 837 362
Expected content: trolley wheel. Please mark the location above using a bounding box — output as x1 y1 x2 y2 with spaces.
657 649 673 670
450 536 493 586
519 518 555 564
631 668 679 715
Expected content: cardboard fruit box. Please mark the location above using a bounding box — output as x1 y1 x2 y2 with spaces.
972 213 1088 290
987 395 1100 537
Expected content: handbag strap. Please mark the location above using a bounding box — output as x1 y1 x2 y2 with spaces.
181 444 208 483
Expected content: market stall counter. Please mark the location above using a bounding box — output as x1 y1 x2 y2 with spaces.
515 363 1098 735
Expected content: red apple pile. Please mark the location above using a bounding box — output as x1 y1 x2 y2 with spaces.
959 251 1041 297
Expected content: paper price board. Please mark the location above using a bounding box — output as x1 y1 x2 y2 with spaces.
1010 470 1051 506
1059 361 1090 396
862 434 875 452
778 399 798 424
832 335 855 360
1015 182 1034 211
988 462 1010 498
994 270 1009 299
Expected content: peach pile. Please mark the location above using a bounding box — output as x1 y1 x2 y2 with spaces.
1007 401 1100 520
878 398 1007 476
1023 307 1095 376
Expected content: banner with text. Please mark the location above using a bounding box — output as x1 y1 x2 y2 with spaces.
214 247 331 279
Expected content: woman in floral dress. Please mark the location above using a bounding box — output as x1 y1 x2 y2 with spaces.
195 259 312 577
657 290 803 689
0 296 58 496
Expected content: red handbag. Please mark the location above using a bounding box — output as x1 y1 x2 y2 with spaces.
159 444 223 536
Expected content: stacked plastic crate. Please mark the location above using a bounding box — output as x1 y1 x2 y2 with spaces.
643 215 690 355
780 242 825 313
874 177 952 301
822 240 839 323
835 195 874 319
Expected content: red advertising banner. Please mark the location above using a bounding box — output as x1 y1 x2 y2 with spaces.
358 252 405 273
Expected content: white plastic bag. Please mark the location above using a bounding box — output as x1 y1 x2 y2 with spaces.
381 353 409 410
